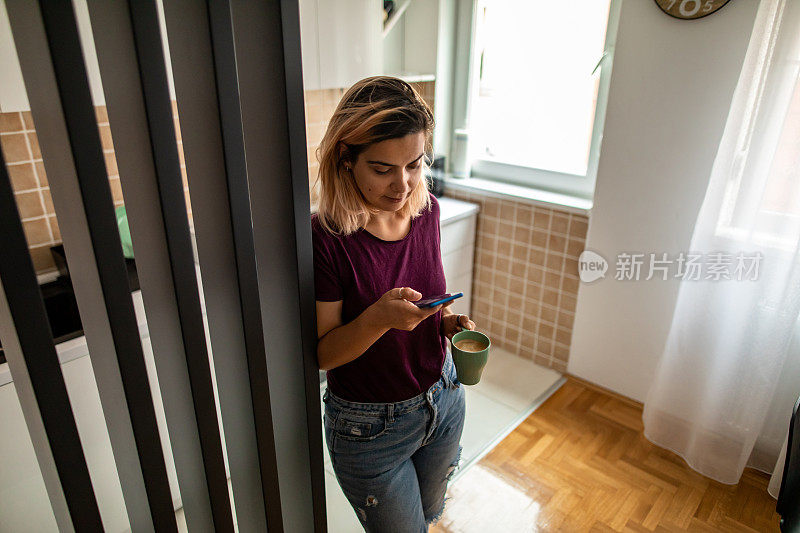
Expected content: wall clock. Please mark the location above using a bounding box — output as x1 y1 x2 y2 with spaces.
654 0 732 20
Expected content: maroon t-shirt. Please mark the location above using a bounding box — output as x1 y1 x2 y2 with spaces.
312 192 448 403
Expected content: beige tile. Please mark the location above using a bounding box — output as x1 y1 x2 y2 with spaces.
491 289 506 309
498 221 513 237
566 239 584 258
529 249 546 267
478 251 493 269
533 210 550 230
546 253 564 271
23 218 51 246
510 261 526 280
508 294 523 313
49 216 60 241
519 346 534 361
522 300 541 320
536 337 553 356
522 315 538 333
553 344 570 362
537 322 554 340
95 105 108 124
532 230 548 249
30 246 56 274
0 112 23 133
534 354 551 367
40 189 54 214
496 239 512 258
495 257 510 275
499 203 516 223
564 257 579 276
483 234 496 253
547 233 566 253
484 200 499 218
562 276 579 295
35 162 47 186
551 214 569 235
22 111 34 130
544 271 561 289
569 217 588 239
482 217 497 234
540 305 556 324
513 225 530 244
555 327 571 346
542 288 559 307
99 124 114 151
104 152 118 176
557 312 575 330
516 205 533 227
1 133 30 163
8 163 37 191
27 133 41 159
505 328 520 346
551 360 567 373
109 178 124 204
512 243 527 262
15 191 44 219
561 293 577 313
527 266 544 284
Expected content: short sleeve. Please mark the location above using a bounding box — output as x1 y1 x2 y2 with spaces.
312 217 344 302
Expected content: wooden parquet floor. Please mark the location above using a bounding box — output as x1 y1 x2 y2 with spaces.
431 378 782 532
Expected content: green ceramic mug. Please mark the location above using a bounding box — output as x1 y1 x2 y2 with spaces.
450 329 491 385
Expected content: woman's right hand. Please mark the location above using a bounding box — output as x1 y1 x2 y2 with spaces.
370 287 444 331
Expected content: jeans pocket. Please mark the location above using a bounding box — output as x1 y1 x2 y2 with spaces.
333 409 390 442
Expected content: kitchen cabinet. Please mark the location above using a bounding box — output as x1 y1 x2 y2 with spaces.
299 0 383 91
382 0 440 81
298 0 441 91
438 196 479 318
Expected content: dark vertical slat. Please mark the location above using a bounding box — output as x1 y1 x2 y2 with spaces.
159 0 273 528
124 1 235 529
230 0 322 528
0 147 104 531
34 0 176 529
278 1 329 529
206 1 284 529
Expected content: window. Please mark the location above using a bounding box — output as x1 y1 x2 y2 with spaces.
455 0 620 200
716 71 800 253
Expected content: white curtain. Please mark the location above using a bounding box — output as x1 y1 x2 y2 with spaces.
642 0 800 497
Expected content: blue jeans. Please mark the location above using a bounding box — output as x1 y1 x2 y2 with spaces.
323 351 466 532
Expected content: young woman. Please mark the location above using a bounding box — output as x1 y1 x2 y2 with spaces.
311 76 477 531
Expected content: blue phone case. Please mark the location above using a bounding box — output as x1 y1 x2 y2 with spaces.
415 292 464 308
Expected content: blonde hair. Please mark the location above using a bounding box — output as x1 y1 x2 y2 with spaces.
313 76 435 236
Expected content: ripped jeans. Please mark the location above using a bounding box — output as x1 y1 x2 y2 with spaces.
323 350 466 532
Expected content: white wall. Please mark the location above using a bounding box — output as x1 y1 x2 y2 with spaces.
568 0 761 402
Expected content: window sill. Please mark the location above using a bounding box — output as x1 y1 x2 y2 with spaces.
440 175 593 217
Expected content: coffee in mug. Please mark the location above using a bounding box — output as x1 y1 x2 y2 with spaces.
453 338 488 352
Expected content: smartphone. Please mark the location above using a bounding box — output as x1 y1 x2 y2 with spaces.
414 292 463 308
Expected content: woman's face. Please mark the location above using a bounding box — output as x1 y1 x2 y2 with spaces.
349 132 426 213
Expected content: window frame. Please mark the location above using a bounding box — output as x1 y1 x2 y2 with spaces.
446 0 623 201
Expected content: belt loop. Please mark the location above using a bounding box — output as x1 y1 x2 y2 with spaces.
387 403 394 423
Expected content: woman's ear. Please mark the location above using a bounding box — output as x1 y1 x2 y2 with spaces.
337 142 352 172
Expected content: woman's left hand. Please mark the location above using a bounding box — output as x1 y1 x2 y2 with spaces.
441 312 476 340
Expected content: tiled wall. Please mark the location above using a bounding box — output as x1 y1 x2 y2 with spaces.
443 188 588 373
1 102 189 276
2 110 66 275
